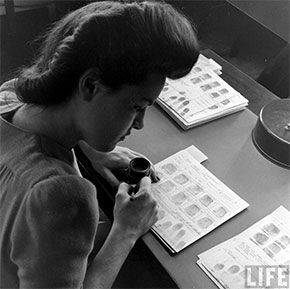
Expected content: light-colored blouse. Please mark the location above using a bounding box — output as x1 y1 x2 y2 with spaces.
0 80 100 288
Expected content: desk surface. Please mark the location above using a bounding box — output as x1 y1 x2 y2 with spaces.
121 51 290 289
226 0 290 43
202 50 279 115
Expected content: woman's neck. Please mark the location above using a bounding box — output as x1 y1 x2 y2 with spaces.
12 104 79 149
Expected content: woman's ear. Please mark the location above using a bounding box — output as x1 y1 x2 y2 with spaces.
78 68 103 101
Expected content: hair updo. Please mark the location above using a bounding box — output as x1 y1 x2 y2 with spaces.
16 0 199 105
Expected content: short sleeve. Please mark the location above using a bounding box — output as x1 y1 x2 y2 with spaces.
10 175 99 288
0 78 21 114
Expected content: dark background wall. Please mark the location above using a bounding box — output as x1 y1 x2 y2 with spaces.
1 0 289 97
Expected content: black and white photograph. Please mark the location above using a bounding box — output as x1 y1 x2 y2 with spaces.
0 0 289 288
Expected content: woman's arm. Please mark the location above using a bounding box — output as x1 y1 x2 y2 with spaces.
78 140 159 190
83 178 158 289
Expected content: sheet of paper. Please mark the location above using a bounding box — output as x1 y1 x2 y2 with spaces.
184 144 208 164
197 260 225 289
194 54 222 75
150 147 249 253
197 206 290 289
156 55 248 129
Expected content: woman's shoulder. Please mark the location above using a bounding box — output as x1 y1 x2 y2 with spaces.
12 174 99 245
34 173 96 200
29 174 98 217
9 174 99 287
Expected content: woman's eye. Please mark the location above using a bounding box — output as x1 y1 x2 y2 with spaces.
134 106 145 112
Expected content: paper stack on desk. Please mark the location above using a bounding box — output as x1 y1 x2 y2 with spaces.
157 54 248 130
197 206 290 289
150 146 249 253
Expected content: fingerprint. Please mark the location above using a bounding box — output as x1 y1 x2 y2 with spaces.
173 174 189 185
214 264 224 270
190 77 201 84
199 195 214 207
219 88 229 94
172 97 185 106
228 265 240 274
177 100 190 111
159 221 172 231
186 184 203 196
263 247 274 258
197 217 213 229
213 206 227 218
210 81 220 88
193 67 202 72
221 99 230 105
263 223 280 236
161 163 177 175
173 229 186 242
180 108 190 116
184 204 200 217
158 180 176 193
280 235 290 247
172 223 183 231
268 242 281 254
175 241 186 251
171 192 187 205
201 73 211 80
211 92 219 98
169 95 178 101
157 210 166 221
252 232 269 245
201 84 211 92
208 105 219 110
178 97 186 102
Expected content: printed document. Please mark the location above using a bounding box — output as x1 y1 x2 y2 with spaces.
156 54 248 129
150 146 249 253
197 206 290 289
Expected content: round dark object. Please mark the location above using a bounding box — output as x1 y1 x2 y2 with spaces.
252 99 290 169
127 157 151 184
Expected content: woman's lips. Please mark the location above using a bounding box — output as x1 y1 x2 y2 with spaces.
120 132 130 141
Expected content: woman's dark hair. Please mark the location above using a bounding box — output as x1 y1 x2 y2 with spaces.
16 0 199 105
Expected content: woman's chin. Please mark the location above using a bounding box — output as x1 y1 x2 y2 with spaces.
89 142 116 153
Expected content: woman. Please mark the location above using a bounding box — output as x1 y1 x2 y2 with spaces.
0 1 199 288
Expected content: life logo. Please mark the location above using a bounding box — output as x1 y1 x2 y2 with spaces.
245 265 290 288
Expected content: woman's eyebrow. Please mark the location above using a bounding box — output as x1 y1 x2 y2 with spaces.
142 98 154 106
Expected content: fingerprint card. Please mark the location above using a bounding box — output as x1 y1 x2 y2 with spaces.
197 206 290 289
156 55 248 129
150 147 249 253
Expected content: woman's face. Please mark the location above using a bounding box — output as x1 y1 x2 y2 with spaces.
77 73 165 152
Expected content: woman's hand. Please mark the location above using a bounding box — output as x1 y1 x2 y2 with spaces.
112 177 158 239
84 177 159 289
78 141 159 189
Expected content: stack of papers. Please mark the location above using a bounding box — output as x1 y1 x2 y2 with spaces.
150 146 249 253
157 54 248 130
197 206 290 289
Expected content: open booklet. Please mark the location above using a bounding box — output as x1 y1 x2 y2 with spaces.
157 54 248 130
150 146 249 254
197 206 290 289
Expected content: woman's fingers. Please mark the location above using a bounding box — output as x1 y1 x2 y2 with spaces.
115 182 131 200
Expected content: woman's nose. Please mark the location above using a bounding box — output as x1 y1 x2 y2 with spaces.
133 110 145 130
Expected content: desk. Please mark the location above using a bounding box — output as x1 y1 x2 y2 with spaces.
223 1 290 98
76 49 289 288
119 51 290 288
226 0 289 43
202 50 279 115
